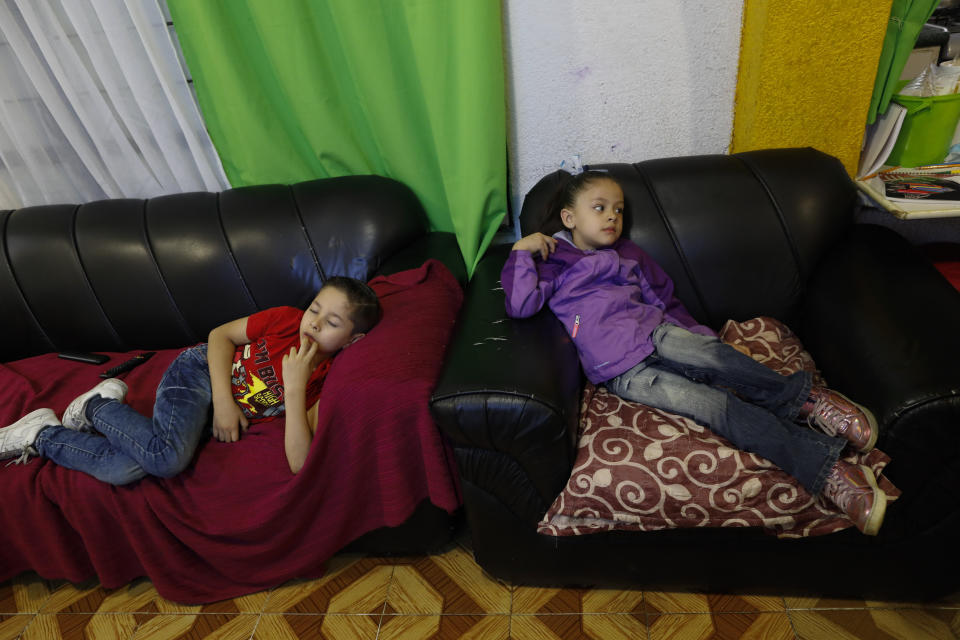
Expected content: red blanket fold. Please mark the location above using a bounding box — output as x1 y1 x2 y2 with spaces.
0 259 463 603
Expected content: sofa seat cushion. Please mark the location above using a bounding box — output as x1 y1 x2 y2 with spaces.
538 317 900 539
0 259 462 603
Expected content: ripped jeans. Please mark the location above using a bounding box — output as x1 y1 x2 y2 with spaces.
605 324 844 495
35 345 212 485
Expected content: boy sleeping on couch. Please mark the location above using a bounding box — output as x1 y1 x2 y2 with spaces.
0 277 380 482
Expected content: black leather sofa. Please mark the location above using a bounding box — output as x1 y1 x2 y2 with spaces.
0 174 465 556
430 148 960 601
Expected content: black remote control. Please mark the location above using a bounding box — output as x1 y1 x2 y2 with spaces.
58 351 110 365
100 352 156 379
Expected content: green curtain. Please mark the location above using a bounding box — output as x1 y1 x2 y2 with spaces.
166 0 507 275
867 0 939 124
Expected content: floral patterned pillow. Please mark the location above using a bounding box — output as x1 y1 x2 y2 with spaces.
538 317 899 539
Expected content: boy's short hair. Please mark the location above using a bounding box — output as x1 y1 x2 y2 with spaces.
321 276 381 334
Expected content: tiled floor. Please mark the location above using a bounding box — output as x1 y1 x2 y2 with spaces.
1 532 958 640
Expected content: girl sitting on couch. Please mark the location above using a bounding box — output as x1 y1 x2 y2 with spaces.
500 170 885 535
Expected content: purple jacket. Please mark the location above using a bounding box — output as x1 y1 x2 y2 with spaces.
501 232 716 383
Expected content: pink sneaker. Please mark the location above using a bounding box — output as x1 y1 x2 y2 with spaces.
803 387 877 452
822 461 886 536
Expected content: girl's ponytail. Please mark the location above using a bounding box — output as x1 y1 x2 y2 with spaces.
538 172 575 236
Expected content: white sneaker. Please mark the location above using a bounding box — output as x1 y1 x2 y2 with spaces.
62 378 128 431
0 408 59 464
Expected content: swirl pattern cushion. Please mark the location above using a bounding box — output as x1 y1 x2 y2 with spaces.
538 317 900 539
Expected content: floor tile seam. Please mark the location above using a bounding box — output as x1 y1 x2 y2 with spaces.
32 601 955 616
510 612 646 617
373 565 396 640
260 612 385 617
374 608 515 616
29 610 266 615
260 609 386 615
2 595 53 617
379 612 512 617
4 611 34 640
39 603 960 615
784 605 960 611
24 605 956 616
11 610 691 619
245 613 261 640
781 608 801 640
248 603 960 616
641 608 790 615
15 614 34 640
253 587 273 615
258 584 279 613
507 580 514 640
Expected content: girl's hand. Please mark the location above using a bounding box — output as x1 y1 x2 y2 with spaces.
512 232 557 261
282 339 323 392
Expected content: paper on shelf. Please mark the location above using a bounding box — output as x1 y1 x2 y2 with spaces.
858 103 907 179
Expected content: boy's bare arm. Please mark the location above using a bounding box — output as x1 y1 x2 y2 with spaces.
208 317 250 443
281 341 324 473
281 386 317 474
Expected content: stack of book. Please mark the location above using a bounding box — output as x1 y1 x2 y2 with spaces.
855 102 960 218
857 164 960 217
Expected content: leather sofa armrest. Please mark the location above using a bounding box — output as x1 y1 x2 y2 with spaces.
375 231 467 284
430 244 583 509
801 224 960 531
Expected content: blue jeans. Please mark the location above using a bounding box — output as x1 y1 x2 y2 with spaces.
606 324 844 495
35 345 212 485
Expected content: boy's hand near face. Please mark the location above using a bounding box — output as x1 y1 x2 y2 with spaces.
281 339 326 474
281 340 324 392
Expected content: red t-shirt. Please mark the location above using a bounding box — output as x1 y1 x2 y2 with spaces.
230 306 332 423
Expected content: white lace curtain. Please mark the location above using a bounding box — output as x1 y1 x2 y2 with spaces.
0 0 229 209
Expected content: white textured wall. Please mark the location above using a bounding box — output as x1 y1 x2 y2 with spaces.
504 0 744 231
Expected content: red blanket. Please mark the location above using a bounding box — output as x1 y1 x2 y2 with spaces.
0 260 462 603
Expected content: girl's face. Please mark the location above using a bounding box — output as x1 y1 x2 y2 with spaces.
560 178 624 251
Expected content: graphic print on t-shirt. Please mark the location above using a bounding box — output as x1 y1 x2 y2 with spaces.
232 339 284 419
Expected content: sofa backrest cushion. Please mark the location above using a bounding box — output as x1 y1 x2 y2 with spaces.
519 147 856 329
0 175 430 361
